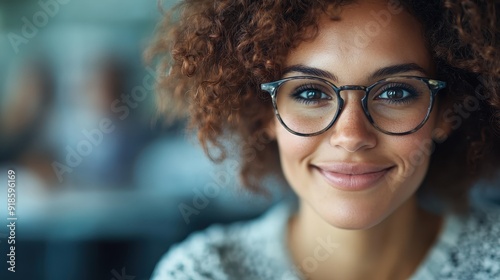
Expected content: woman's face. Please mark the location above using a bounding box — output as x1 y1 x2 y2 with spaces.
272 1 444 229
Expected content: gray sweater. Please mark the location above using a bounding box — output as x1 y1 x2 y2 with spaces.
152 200 500 280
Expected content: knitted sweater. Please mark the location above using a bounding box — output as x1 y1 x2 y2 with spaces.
151 200 500 280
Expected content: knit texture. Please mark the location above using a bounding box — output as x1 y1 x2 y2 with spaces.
152 201 500 280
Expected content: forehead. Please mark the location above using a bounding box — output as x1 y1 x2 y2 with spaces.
286 0 433 81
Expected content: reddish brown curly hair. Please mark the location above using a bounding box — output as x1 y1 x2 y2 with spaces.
146 0 500 210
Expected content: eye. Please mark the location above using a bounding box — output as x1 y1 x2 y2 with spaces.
291 84 332 105
297 89 329 100
373 83 420 104
378 88 412 100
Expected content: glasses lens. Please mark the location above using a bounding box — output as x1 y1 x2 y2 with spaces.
367 77 432 134
275 78 340 135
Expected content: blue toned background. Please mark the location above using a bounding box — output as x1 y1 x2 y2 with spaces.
1 1 499 280
0 1 285 279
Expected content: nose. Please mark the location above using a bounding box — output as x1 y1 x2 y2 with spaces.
328 90 377 152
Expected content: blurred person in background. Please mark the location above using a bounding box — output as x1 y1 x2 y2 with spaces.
0 2 190 280
68 56 144 187
147 0 500 279
0 58 58 186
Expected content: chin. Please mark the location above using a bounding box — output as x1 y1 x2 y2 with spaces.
312 197 402 230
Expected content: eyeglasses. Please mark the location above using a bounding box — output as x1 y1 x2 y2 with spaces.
261 76 446 136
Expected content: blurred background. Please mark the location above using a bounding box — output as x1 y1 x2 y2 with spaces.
1 1 499 280
0 1 284 279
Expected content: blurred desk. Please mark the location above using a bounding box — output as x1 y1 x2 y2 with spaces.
6 188 273 241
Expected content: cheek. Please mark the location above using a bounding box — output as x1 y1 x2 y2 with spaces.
387 126 436 191
274 124 319 182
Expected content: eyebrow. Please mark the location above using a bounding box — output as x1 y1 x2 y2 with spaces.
369 63 429 80
282 65 338 81
282 63 428 82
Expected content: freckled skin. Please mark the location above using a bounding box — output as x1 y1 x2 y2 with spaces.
271 1 445 230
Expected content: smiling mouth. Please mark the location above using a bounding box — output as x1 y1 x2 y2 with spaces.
313 164 395 191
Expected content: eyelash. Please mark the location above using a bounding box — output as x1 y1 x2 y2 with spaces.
374 83 421 104
290 84 330 105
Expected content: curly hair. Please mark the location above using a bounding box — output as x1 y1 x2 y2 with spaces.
146 0 500 210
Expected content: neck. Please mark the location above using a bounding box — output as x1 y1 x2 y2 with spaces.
287 196 442 280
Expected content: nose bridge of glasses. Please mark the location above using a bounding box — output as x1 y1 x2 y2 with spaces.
338 85 367 91
336 85 369 102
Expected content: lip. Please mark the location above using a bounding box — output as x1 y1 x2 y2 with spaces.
313 163 394 191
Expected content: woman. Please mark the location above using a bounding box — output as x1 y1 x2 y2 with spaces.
147 0 500 279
